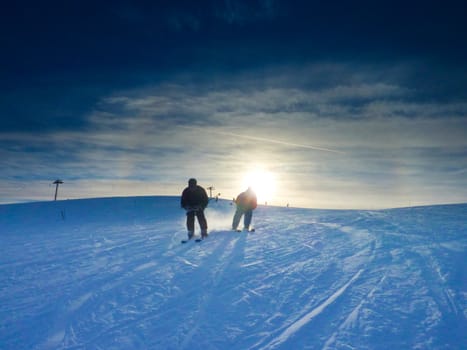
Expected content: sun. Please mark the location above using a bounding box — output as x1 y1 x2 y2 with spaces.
241 168 276 204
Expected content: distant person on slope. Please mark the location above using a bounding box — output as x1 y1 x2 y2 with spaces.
232 187 257 232
181 178 209 240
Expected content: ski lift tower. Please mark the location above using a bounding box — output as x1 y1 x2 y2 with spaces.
207 186 215 199
53 179 64 201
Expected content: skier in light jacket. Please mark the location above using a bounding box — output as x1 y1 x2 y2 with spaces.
232 187 257 231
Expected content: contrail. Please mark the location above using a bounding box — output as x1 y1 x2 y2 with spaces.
182 126 344 154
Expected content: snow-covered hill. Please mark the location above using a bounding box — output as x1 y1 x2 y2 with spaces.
1 197 466 349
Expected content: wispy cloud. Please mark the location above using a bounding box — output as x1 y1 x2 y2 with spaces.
1 63 466 208
182 126 344 154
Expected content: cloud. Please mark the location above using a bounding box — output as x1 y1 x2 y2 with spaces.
111 0 279 33
182 126 344 154
1 62 466 208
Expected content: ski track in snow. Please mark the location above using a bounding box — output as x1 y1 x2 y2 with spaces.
259 269 364 350
322 273 387 350
179 234 246 349
0 198 466 349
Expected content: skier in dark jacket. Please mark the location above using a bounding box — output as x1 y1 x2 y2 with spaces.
232 187 257 231
181 178 209 240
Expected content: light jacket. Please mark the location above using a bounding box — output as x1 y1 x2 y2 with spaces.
236 189 257 210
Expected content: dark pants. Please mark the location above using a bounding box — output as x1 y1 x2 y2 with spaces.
186 210 208 233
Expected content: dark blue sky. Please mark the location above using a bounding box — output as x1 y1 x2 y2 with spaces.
2 0 467 130
1 0 467 207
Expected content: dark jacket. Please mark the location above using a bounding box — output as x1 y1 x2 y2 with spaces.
181 185 209 210
235 189 257 211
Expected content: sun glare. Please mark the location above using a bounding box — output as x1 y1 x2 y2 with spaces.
241 168 276 204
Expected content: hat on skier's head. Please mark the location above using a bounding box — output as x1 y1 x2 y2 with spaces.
188 178 197 186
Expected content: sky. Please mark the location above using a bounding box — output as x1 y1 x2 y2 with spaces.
1 0 467 209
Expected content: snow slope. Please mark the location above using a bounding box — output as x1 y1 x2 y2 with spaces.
0 197 466 350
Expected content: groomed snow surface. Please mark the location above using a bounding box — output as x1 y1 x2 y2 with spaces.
1 196 466 349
